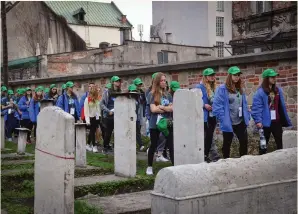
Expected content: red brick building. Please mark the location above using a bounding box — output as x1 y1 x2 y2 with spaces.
230 1 297 55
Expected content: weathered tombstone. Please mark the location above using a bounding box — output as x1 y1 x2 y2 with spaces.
75 123 87 167
114 93 137 177
40 99 54 110
1 115 5 149
173 89 204 165
15 128 29 154
152 148 297 214
34 106 75 214
283 130 297 149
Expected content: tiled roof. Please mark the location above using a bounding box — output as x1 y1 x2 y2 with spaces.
44 1 132 28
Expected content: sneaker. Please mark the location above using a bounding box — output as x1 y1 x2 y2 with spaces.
140 146 145 151
92 146 98 153
146 167 153 175
86 144 92 152
7 138 12 142
156 155 169 162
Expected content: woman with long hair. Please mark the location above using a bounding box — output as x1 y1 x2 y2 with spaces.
56 81 80 122
45 84 59 104
251 69 292 154
146 72 174 175
196 68 219 162
100 76 122 153
18 87 33 144
84 85 101 153
213 66 250 158
29 86 44 138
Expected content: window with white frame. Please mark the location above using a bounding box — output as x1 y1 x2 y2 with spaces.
216 41 224 57
217 1 224 12
251 1 272 14
216 17 224 36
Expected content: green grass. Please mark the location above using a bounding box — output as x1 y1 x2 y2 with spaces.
74 200 103 214
3 141 36 154
1 163 34 171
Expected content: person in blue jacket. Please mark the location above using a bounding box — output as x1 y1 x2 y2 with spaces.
45 84 59 105
56 81 80 122
212 66 250 159
18 87 33 144
100 76 122 153
29 86 43 138
79 82 95 123
196 68 220 162
251 68 292 154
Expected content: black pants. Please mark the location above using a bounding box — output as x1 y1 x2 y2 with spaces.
204 116 217 158
148 128 174 166
20 119 33 142
136 121 143 147
98 117 105 140
222 121 248 158
261 121 283 155
103 117 114 149
88 117 98 147
5 114 19 139
33 122 37 138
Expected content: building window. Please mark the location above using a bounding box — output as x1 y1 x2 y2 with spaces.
217 1 224 12
216 17 224 36
256 1 272 14
157 52 168 64
216 42 224 57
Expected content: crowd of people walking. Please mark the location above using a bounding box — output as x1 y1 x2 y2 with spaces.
1 66 292 175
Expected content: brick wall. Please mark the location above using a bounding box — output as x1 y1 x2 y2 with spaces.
9 49 298 129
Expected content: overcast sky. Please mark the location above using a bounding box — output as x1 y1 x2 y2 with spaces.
98 0 153 41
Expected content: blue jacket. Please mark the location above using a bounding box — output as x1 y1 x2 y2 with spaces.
29 98 41 123
18 96 31 120
212 84 250 132
196 83 211 122
1 96 20 121
251 87 292 128
56 92 80 119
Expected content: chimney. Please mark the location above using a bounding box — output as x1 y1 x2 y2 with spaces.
165 33 173 44
121 15 127 24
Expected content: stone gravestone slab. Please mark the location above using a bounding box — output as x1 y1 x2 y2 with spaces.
34 106 75 214
40 99 54 111
75 123 87 168
283 130 297 149
114 96 136 177
15 128 29 154
1 115 5 149
173 89 204 165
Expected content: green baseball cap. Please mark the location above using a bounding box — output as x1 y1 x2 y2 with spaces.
111 76 121 82
157 118 169 137
62 84 67 90
18 88 25 95
26 87 31 91
152 72 158 79
105 83 112 89
65 81 74 88
7 90 14 95
133 78 143 86
262 68 279 78
44 88 50 93
50 84 56 89
203 68 215 76
228 66 241 75
35 86 43 92
170 81 180 92
128 84 137 92
1 86 7 92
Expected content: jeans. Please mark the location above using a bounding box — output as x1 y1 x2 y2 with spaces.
88 117 98 146
136 121 143 148
210 139 220 161
222 121 248 158
261 121 283 155
103 117 114 149
148 128 174 166
157 133 166 152
5 114 19 139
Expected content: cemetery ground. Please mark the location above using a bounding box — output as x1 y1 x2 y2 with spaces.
1 134 276 214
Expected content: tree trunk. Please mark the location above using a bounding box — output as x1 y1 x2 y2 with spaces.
1 1 8 86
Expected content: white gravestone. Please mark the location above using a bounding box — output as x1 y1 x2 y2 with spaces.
1 115 5 149
34 106 75 214
283 130 297 149
114 96 136 177
75 123 87 167
40 99 54 111
15 128 29 154
173 89 204 165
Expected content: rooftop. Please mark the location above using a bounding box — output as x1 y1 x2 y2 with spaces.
44 1 132 28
